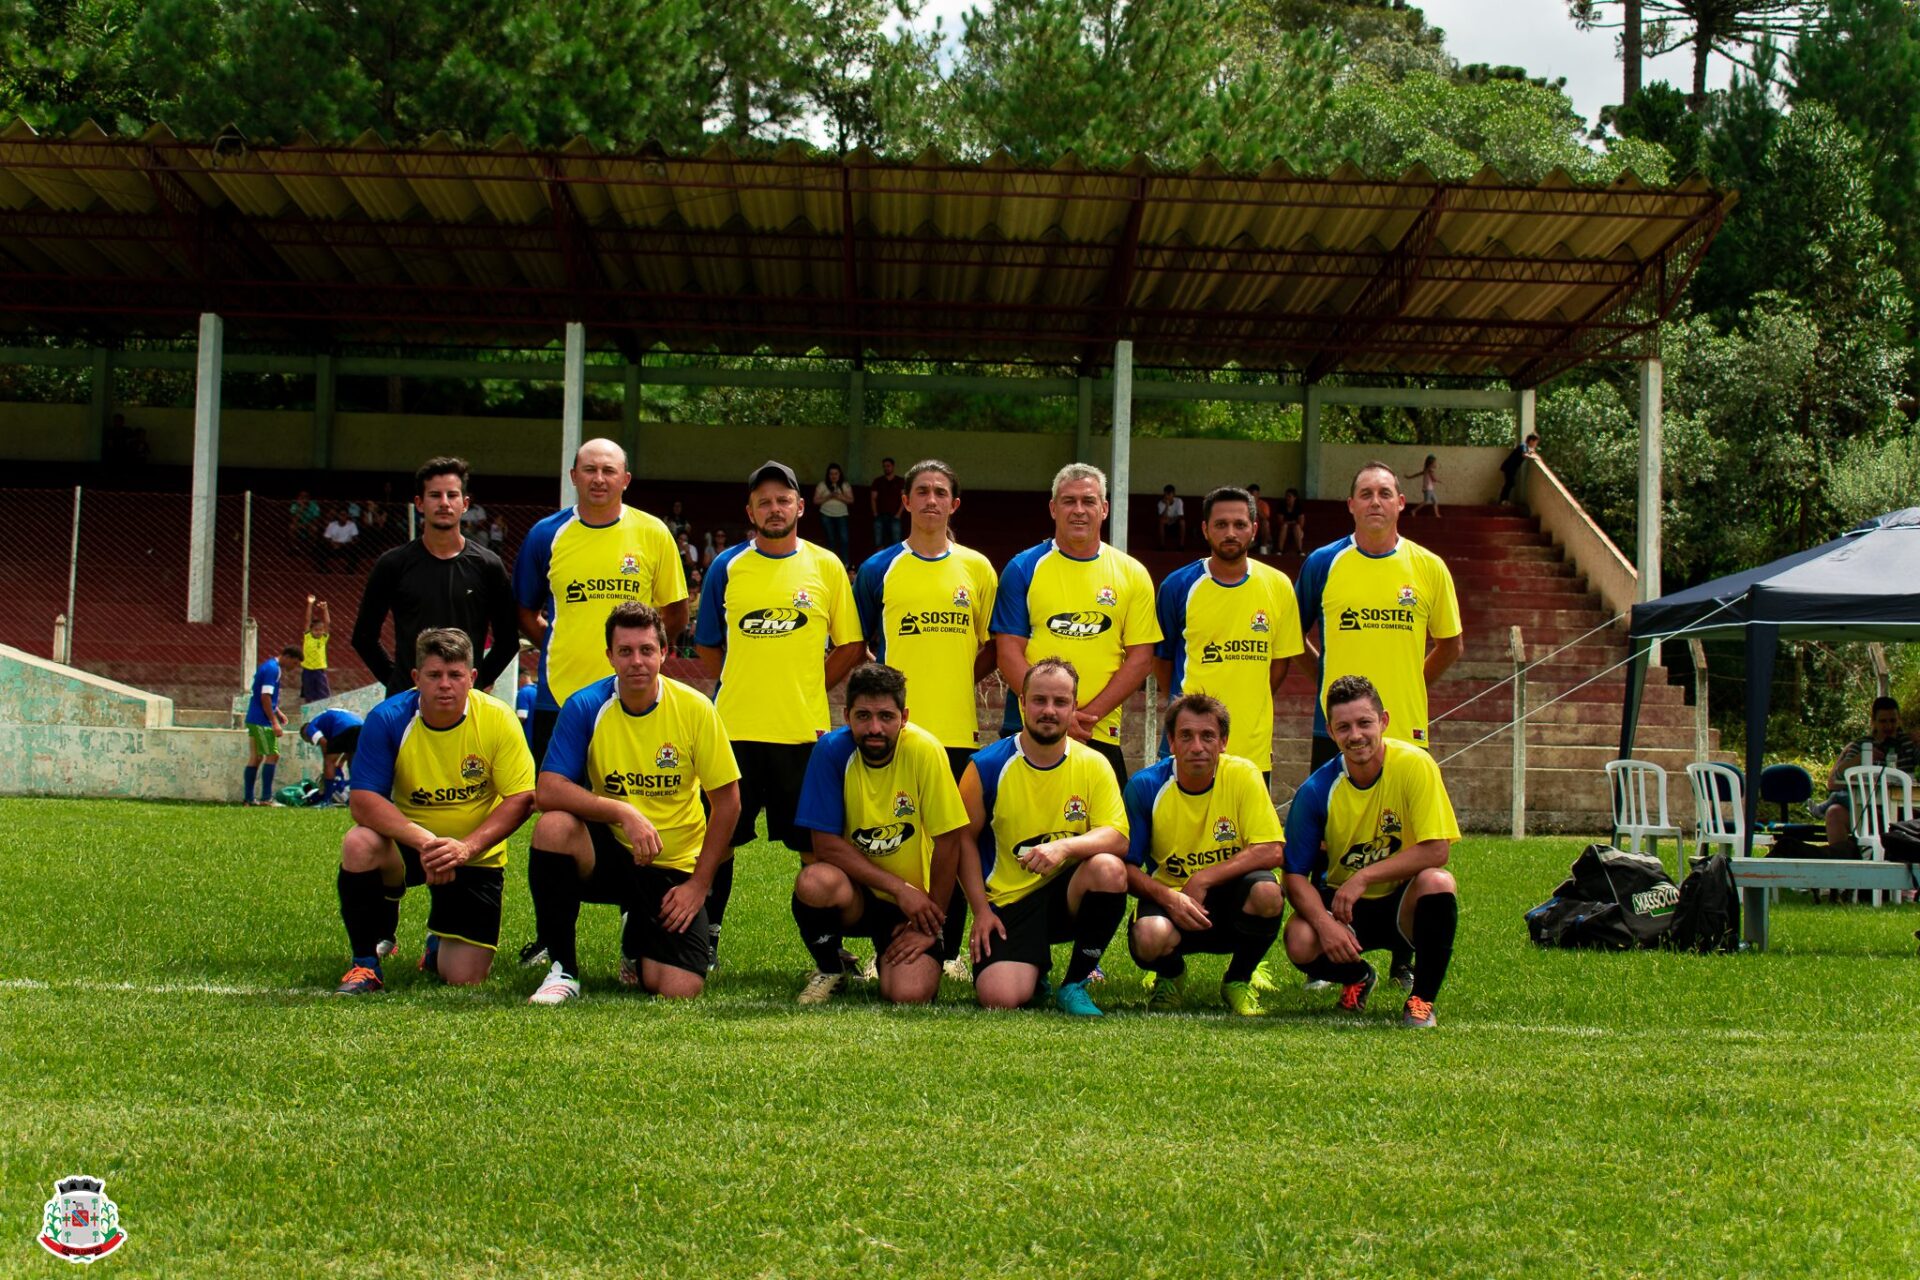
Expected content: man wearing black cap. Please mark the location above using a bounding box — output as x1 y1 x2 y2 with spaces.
694 461 865 969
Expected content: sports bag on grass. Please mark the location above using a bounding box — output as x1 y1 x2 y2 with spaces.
1524 843 1678 950
1883 818 1920 863
1666 853 1740 953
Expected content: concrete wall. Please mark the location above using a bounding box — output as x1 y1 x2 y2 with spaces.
1527 459 1639 618
1317 444 1509 503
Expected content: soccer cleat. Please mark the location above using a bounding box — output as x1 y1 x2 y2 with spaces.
1337 964 1378 1014
1054 979 1103 1017
418 939 440 976
1249 960 1283 996
1304 977 1338 992
1389 960 1416 992
1400 996 1437 1028
941 957 973 984
796 969 847 1005
375 938 398 960
1147 970 1187 1013
528 962 581 1006
840 947 877 981
517 939 550 968
1086 964 1107 984
1221 979 1263 1017
617 955 641 988
333 965 384 995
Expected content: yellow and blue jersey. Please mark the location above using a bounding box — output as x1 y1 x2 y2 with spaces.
514 682 537 748
794 722 968 901
350 688 537 868
989 539 1160 743
514 505 687 712
695 540 862 744
853 541 998 749
1296 534 1461 745
1155 559 1304 772
1282 738 1461 899
1123 753 1282 890
542 675 741 873
970 734 1128 907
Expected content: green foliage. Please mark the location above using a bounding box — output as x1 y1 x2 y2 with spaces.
0 0 161 133
1608 79 1704 172
1822 426 1920 529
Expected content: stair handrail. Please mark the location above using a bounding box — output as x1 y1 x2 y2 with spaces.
1525 456 1638 620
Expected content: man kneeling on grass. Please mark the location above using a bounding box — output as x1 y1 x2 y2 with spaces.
1281 674 1459 1028
527 602 741 1004
334 629 536 994
957 657 1130 1017
1124 693 1286 1016
789 662 967 1006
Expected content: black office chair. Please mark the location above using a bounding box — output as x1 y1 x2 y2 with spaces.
1758 764 1820 839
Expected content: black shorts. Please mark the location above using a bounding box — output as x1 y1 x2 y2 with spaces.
849 885 947 964
1310 734 1340 772
327 724 362 760
945 747 975 783
580 821 640 905
731 740 814 851
1317 879 1412 954
399 847 505 951
1088 738 1129 792
976 874 1077 972
531 708 560 771
626 864 713 974
1132 870 1277 958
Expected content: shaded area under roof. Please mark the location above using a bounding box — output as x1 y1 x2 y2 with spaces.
0 121 1733 385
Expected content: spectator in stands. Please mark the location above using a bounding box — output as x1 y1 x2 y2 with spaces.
1248 484 1274 555
302 596 331 703
323 506 362 570
288 491 321 554
703 527 731 571
675 529 701 577
1156 485 1187 549
1278 487 1307 553
1817 696 1920 844
666 500 692 541
1499 433 1540 505
870 456 905 550
351 456 519 699
243 644 302 806
461 499 490 539
1405 455 1441 519
814 462 856 564
487 512 508 553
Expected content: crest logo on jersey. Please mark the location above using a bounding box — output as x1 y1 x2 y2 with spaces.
460 754 488 784
1397 583 1417 608
1212 817 1238 844
1250 609 1271 634
1094 586 1117 607
1380 807 1402 836
1064 794 1089 823
952 585 972 608
618 553 642 577
1412 727 1426 743
791 587 817 610
1046 610 1114 639
893 790 916 818
739 607 809 636
852 822 915 856
40 1176 125 1264
655 742 680 769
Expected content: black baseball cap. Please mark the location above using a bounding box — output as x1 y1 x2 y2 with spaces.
747 460 799 491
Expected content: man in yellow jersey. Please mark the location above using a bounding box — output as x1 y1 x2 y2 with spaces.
301 595 331 702
333 629 536 994
524 602 741 1003
790 663 968 1005
1124 693 1285 1016
958 657 1130 1017
1281 675 1459 1028
514 438 688 765
1154 486 1304 786
696 460 865 966
991 463 1160 790
854 458 997 974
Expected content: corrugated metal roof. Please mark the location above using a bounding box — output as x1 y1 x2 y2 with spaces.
0 121 1732 385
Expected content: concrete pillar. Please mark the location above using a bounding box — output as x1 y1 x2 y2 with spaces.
311 353 335 470
1109 340 1133 553
188 313 222 624
846 368 867 479
1638 358 1663 663
1076 375 1093 464
87 347 111 461
1301 383 1323 498
1516 386 1535 446
560 321 586 507
622 362 642 473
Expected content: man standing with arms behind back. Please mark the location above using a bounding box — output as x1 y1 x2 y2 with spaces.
352 457 519 700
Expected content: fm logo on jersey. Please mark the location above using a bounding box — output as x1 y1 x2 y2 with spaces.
655 742 680 769
893 790 916 818
852 822 915 855
1340 834 1401 873
1063 794 1089 823
1047 610 1113 638
739 607 808 636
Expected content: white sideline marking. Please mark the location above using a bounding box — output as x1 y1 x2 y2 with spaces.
0 976 326 997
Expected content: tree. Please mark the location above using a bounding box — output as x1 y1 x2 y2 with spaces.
0 0 165 132
1570 0 1808 111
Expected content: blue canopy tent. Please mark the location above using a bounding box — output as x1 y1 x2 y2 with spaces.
1618 508 1920 851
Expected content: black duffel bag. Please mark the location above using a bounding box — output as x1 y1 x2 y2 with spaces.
1525 843 1679 950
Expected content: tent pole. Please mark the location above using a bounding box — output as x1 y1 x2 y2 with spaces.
1618 640 1652 762
1637 359 1663 665
1743 623 1778 857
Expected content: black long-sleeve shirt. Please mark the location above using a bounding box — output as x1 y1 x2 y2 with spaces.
352 538 519 697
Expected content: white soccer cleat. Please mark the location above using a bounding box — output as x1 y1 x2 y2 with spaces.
942 957 973 984
796 969 847 1006
528 962 581 1005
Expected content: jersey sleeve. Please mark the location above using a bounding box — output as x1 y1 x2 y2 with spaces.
487 699 538 796
970 554 999 648
651 520 690 607
1426 553 1463 641
1282 766 1334 878
691 696 742 792
1155 569 1188 662
693 550 732 648
853 552 888 649
514 513 559 611
989 546 1037 637
348 703 403 797
1267 573 1306 661
1120 557 1162 646
542 690 598 781
1236 765 1284 846
824 552 862 647
1404 749 1463 845
1122 768 1157 865
1295 544 1332 640
793 732 855 835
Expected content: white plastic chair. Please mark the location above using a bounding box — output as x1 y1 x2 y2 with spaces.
1606 759 1684 880
1844 765 1916 905
1687 762 1771 862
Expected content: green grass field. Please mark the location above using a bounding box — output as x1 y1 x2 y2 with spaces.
4 799 1919 1278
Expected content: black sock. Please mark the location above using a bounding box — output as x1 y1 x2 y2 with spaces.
1410 892 1458 1002
791 893 847 973
527 848 582 978
1390 941 1415 972
338 868 389 961
940 884 968 962
1064 890 1126 985
707 857 735 930
1224 910 1282 984
1301 954 1372 985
